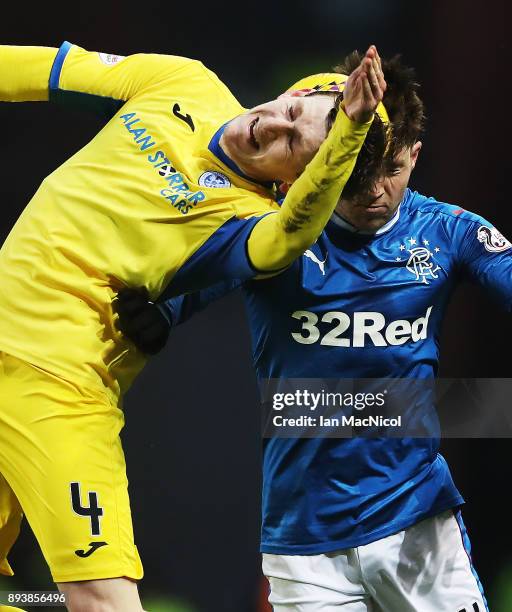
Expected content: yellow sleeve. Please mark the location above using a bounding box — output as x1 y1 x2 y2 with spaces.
0 42 197 111
247 107 373 272
0 46 57 101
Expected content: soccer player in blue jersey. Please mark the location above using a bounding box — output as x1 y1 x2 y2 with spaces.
0 44 386 611
116 52 510 611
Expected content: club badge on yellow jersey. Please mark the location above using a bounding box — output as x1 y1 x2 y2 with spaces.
198 171 232 188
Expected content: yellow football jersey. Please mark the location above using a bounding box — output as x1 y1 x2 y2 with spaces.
0 42 282 397
0 42 372 400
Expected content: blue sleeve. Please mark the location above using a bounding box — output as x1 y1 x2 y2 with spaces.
158 279 242 327
163 213 273 298
455 212 512 312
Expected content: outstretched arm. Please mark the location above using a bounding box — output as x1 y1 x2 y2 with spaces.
458 216 512 312
1 42 197 115
116 280 241 354
247 45 387 273
0 46 57 101
161 279 242 326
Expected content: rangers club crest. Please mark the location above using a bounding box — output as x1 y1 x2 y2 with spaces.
395 237 441 285
476 225 512 253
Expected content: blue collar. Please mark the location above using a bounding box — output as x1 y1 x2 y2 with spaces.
208 122 275 190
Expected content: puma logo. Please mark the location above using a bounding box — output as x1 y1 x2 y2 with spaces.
75 541 108 558
304 250 327 275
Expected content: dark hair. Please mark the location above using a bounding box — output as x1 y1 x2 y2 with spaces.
331 51 426 198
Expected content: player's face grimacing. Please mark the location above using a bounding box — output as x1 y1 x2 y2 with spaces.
220 94 336 184
336 141 422 232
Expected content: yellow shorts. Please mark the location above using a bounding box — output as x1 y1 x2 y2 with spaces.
0 352 143 583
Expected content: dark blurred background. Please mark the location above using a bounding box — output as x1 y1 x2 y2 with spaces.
1 1 511 610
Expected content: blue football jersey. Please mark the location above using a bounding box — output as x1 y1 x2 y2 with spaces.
163 188 512 554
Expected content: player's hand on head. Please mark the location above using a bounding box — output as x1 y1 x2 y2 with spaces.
343 45 386 124
115 287 170 355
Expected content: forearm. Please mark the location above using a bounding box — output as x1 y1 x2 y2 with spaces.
115 280 242 355
0 46 58 101
247 108 373 272
159 279 242 326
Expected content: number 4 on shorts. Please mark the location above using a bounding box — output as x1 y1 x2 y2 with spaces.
70 481 104 536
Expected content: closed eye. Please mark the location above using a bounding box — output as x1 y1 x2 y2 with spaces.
288 106 295 151
387 164 403 176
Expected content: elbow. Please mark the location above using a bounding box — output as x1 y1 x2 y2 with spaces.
250 231 317 273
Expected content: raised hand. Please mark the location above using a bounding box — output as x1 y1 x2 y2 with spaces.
342 45 386 124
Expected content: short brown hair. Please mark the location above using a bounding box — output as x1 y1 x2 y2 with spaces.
334 51 426 198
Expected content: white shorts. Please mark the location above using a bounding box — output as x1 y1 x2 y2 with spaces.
262 510 488 611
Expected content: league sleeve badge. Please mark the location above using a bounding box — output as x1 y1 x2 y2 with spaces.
476 226 512 253
98 52 126 65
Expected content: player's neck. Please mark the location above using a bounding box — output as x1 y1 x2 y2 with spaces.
331 207 401 235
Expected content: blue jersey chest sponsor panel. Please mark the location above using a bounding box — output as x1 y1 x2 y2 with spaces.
245 193 459 378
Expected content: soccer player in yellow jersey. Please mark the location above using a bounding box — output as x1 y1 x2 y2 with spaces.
0 42 386 610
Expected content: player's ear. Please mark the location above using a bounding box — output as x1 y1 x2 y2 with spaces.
410 141 422 169
279 182 291 195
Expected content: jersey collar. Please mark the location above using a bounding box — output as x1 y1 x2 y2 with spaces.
208 122 275 190
330 200 402 236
